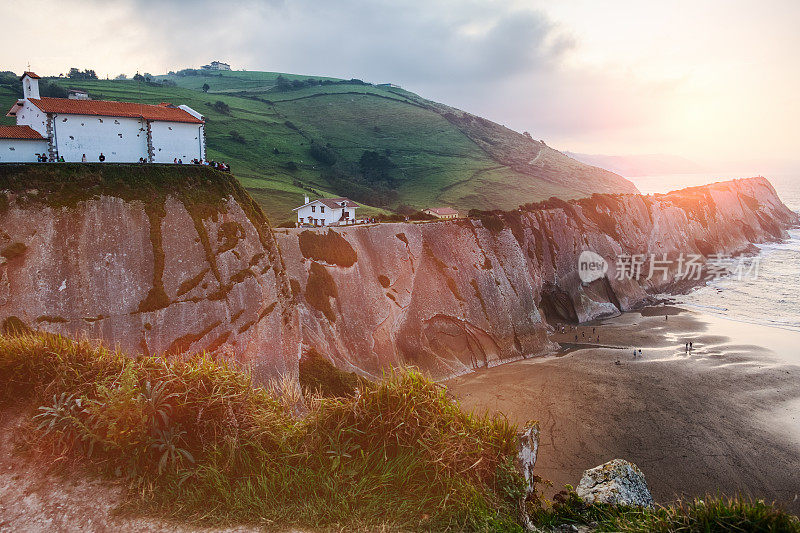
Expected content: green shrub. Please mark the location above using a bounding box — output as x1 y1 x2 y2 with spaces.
298 348 362 397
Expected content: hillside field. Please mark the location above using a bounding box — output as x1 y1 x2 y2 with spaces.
0 70 636 223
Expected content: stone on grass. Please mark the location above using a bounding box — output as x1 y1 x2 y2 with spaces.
576 459 654 508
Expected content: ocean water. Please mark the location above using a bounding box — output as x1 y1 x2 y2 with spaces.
629 173 800 332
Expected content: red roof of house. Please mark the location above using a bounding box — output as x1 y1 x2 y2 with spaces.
0 125 46 140
317 197 359 209
20 71 40 80
292 197 359 211
27 97 204 124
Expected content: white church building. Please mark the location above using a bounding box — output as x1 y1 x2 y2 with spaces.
293 196 359 227
1 72 205 163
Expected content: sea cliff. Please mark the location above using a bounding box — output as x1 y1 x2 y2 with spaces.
0 165 796 381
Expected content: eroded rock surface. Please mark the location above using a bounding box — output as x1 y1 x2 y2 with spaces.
0 166 299 382
278 177 798 379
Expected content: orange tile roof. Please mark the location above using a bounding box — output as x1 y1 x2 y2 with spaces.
0 125 46 140
28 97 204 124
21 71 40 80
318 197 359 209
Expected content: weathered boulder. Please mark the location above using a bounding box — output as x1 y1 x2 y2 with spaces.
576 459 654 508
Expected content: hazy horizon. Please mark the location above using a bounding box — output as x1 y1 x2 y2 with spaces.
2 0 798 173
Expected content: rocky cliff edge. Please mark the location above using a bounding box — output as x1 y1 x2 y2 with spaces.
1 166 796 381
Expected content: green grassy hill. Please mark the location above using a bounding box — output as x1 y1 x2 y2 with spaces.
0 70 637 223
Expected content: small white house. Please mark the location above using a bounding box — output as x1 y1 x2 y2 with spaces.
3 72 206 163
423 207 459 219
293 196 359 227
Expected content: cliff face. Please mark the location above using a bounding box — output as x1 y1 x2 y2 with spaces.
1 166 796 382
0 165 299 382
276 177 797 379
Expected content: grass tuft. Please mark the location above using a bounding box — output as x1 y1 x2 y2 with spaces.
531 488 800 533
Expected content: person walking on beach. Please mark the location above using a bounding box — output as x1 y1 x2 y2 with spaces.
689 342 693 350
639 349 643 357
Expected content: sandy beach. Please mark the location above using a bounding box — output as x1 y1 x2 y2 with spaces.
446 307 800 513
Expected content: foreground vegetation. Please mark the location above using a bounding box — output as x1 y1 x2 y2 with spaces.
0 329 797 532
0 331 526 530
533 490 800 532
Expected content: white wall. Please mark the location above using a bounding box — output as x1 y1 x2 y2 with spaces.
0 139 49 162
150 121 204 163
22 76 40 100
13 102 205 163
53 114 148 162
296 202 356 226
14 100 48 137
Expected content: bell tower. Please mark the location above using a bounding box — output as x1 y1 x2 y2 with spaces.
21 72 41 100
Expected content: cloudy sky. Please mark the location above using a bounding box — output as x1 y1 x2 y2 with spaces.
2 0 798 171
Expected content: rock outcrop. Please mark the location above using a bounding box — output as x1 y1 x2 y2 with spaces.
0 165 299 382
0 165 796 382
576 459 654 508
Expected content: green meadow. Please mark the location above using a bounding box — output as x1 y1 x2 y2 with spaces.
0 69 580 223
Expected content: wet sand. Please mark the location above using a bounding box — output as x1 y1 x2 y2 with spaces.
446 308 800 512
